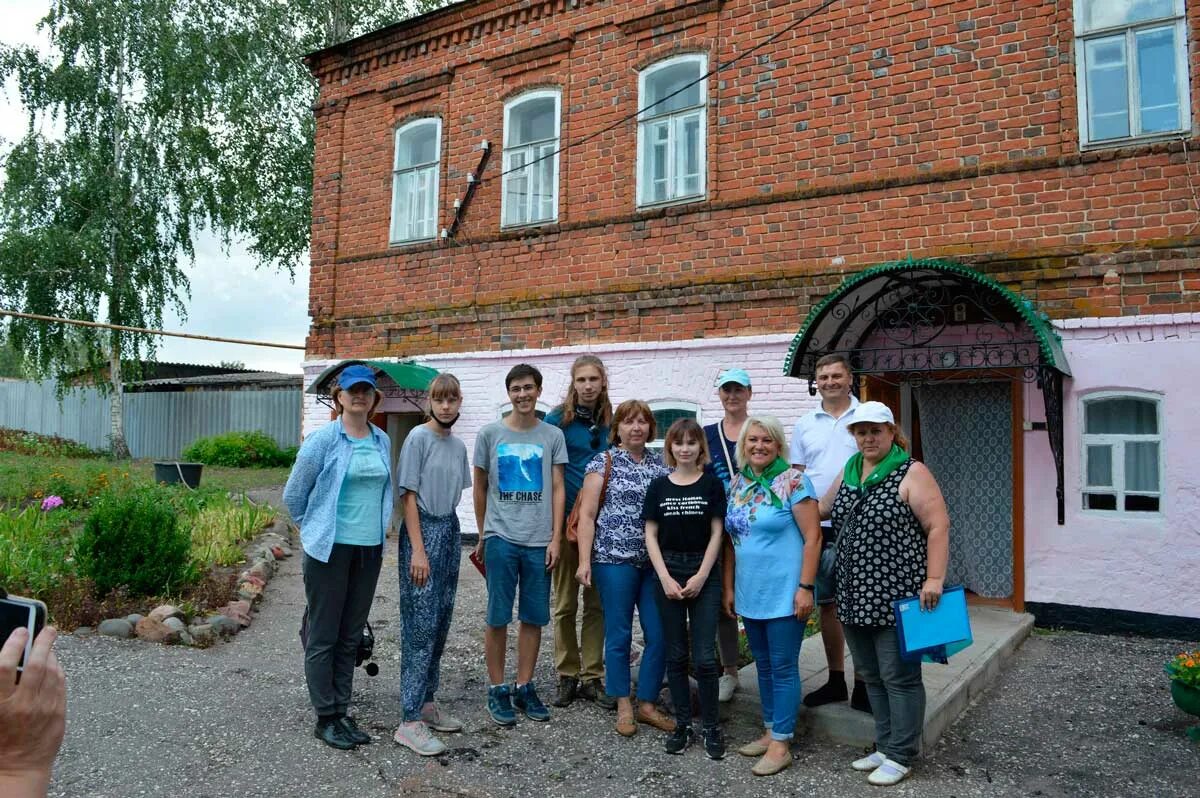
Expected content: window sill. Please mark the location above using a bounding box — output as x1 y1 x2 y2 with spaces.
1078 509 1165 521
1080 130 1190 151
500 219 559 232
635 193 707 212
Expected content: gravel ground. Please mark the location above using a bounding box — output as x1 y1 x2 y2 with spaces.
44 490 1198 798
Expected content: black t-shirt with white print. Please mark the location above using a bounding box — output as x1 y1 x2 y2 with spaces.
641 471 727 554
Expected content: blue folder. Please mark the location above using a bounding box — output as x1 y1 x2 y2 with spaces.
893 585 972 664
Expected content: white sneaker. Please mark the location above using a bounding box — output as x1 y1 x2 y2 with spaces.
718 673 739 703
420 705 463 733
393 721 447 756
867 758 911 786
851 751 887 771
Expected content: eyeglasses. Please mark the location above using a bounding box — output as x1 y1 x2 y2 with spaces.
588 425 602 449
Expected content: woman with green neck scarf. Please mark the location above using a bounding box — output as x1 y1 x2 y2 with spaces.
818 401 949 788
722 416 822 777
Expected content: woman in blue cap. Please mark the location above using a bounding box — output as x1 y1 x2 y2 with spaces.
285 364 393 750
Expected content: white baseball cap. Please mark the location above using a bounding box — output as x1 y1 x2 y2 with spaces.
850 400 895 426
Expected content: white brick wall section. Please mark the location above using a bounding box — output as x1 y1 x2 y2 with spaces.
299 334 822 531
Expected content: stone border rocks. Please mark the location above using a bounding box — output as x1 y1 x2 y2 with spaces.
94 516 295 648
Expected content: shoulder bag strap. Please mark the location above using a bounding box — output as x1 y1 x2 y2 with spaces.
717 421 737 476
599 451 613 506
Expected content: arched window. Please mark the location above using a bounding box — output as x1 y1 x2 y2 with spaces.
502 90 561 226
389 118 441 243
637 54 707 206
1081 392 1163 513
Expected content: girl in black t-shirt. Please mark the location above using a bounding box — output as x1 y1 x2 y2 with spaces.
644 419 728 759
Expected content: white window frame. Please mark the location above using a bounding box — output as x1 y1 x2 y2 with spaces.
646 400 702 450
389 118 441 244
1073 0 1190 146
637 54 708 207
501 89 561 227
1079 391 1164 516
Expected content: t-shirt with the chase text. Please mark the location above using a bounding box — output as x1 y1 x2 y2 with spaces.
473 420 568 548
642 472 727 554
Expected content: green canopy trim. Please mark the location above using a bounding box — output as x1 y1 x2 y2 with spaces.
782 257 1071 379
306 359 440 395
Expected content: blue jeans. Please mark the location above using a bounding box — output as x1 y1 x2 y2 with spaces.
483 536 551 628
843 624 925 766
743 615 804 740
593 562 666 702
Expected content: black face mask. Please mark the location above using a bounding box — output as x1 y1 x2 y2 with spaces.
433 412 460 429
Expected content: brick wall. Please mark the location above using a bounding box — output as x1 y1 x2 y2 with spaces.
305 0 1200 361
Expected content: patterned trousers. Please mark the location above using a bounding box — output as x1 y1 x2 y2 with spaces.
398 509 461 722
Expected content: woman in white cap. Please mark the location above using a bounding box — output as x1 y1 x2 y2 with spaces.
819 400 949 786
284 364 392 751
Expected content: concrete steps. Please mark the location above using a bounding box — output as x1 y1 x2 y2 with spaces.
728 606 1034 750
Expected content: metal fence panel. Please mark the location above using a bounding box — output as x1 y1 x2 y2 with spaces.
124 390 301 460
0 380 300 459
0 380 111 450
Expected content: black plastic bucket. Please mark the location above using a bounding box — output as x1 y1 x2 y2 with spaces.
154 462 203 489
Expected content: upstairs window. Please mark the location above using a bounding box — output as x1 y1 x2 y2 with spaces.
1074 0 1188 145
390 118 441 244
1081 393 1163 513
502 90 560 227
637 54 707 206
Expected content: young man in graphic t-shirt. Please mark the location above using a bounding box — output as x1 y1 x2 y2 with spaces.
702 367 752 702
473 364 568 727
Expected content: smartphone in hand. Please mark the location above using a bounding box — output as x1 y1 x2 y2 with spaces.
468 546 486 577
0 591 48 672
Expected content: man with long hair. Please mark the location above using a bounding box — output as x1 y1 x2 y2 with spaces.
545 355 616 709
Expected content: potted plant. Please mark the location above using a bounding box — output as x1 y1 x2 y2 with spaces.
1164 649 1200 742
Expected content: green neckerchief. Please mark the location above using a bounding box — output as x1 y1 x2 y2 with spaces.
843 444 910 491
738 456 791 509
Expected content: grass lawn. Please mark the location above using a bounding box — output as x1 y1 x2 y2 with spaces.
0 451 289 508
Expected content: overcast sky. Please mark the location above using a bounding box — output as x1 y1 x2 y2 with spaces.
0 1 310 374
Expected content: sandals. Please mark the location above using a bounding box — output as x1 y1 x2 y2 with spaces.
615 710 637 737
635 705 676 733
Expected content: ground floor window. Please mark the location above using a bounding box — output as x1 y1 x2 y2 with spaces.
1081 392 1162 513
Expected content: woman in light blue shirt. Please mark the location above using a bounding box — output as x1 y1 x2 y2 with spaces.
284 364 392 751
723 416 822 777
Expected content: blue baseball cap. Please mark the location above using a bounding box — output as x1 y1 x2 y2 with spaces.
716 368 751 388
337 364 377 390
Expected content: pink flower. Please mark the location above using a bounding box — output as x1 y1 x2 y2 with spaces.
41 495 64 511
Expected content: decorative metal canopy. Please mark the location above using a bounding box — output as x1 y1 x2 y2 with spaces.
783 258 1071 524
306 359 439 413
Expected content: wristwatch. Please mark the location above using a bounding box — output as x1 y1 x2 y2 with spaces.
798 582 815 591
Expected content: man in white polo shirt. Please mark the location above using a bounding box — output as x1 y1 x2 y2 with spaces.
789 353 870 712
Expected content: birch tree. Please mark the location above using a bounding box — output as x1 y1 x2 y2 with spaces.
0 0 418 456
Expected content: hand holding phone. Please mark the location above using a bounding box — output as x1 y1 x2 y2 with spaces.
0 592 47 676
0 622 67 796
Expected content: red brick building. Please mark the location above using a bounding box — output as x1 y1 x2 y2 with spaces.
303 0 1199 635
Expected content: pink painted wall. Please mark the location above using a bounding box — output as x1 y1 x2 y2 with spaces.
302 334 820 530
1023 314 1200 620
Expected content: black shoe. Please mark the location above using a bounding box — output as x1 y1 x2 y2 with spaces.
803 675 849 708
552 675 579 708
314 718 356 750
337 715 372 745
850 681 872 713
579 678 617 710
664 725 695 755
702 725 726 760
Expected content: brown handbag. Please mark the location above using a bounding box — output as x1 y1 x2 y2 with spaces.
565 451 612 543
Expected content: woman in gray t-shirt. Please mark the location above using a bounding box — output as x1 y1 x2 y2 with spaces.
393 374 472 757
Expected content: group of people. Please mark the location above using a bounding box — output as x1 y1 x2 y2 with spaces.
281 352 950 786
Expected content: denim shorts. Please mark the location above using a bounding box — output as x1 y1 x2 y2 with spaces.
815 542 837 607
483 535 551 628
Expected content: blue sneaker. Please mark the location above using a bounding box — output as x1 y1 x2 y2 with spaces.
512 682 551 722
487 684 517 727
